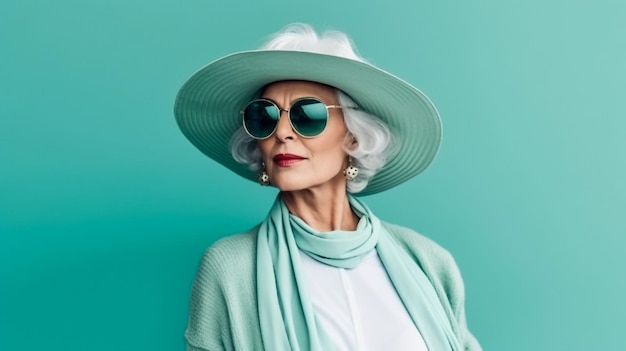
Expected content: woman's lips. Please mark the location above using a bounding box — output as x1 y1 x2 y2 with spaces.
273 153 306 167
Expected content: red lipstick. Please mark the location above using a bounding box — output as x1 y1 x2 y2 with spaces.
273 153 306 167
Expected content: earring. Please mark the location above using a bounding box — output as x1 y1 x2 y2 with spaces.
343 157 359 181
258 162 270 186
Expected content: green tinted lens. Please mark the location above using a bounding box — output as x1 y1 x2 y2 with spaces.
243 100 279 139
290 99 328 137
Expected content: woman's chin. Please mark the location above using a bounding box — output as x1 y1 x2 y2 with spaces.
273 182 310 193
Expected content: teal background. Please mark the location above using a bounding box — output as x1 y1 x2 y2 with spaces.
2 0 625 350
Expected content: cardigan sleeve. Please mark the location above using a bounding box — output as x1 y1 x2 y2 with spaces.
185 245 235 351
436 252 482 351
185 230 262 351
383 222 482 351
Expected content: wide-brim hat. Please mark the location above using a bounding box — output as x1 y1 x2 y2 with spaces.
174 50 442 196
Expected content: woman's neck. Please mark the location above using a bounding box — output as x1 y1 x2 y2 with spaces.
281 186 359 232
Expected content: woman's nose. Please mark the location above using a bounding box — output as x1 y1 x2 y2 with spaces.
273 110 296 141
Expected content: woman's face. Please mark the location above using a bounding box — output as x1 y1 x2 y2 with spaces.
257 80 351 193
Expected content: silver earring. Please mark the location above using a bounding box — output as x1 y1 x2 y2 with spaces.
343 157 359 181
258 162 270 186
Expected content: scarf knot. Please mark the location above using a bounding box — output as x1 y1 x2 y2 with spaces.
290 197 379 269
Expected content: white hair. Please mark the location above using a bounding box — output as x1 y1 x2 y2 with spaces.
229 23 396 193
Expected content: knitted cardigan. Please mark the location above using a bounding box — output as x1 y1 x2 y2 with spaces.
185 221 482 351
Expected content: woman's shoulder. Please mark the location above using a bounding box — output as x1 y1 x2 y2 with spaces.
381 221 455 262
205 226 259 257
197 225 259 279
380 221 462 286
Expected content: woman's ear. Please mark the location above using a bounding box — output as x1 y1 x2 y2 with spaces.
344 134 358 151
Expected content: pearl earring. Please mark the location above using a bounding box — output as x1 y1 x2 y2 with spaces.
258 162 270 186
343 157 359 181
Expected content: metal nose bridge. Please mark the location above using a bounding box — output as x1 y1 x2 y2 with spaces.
274 107 293 132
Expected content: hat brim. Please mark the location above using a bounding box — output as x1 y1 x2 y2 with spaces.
174 50 441 196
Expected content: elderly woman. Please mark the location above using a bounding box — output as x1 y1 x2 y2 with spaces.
175 24 481 351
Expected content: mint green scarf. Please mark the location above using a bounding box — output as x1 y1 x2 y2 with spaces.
257 194 460 350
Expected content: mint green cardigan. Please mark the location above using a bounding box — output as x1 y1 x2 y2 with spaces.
185 221 482 351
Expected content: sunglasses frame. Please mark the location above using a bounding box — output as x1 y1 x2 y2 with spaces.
240 97 357 140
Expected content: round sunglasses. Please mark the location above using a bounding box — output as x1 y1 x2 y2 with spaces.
241 97 357 139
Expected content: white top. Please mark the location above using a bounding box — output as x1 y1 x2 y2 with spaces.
299 249 429 351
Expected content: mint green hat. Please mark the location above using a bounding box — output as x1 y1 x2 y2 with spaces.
174 50 441 196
